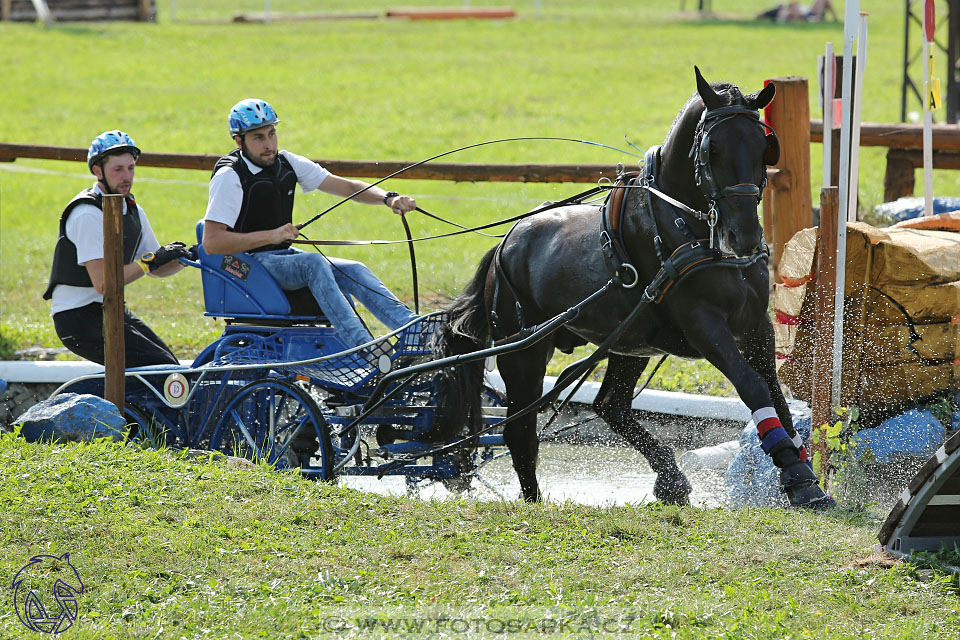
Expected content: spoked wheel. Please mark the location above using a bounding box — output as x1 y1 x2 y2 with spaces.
211 378 334 480
123 403 167 448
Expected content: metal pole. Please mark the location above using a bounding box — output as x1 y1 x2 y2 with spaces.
923 0 935 216
264 0 271 24
102 194 125 413
832 0 860 408
848 13 869 223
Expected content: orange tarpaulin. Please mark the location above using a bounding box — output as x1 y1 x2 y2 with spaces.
893 211 960 231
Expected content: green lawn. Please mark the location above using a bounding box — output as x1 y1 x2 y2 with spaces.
1 433 957 639
2 1 954 395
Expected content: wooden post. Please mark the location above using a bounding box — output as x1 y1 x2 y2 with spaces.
138 0 153 21
811 187 839 479
764 76 813 275
1 0 11 21
884 148 917 201
102 194 125 413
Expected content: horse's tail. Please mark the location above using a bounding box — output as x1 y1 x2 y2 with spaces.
429 245 498 442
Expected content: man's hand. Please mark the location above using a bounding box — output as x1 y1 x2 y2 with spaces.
139 241 191 272
269 223 299 245
386 194 416 215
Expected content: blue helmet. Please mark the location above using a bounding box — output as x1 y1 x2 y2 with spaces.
87 130 140 171
228 98 280 136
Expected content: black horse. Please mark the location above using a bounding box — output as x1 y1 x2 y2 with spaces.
434 67 834 509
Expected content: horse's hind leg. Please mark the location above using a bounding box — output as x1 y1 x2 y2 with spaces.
498 344 552 502
593 354 691 505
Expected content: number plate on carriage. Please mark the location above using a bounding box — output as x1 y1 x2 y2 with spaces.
220 255 251 281
163 373 190 407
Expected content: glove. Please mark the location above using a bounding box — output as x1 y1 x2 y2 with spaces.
138 241 190 272
186 243 199 261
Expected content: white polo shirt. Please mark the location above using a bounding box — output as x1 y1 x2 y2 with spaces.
50 183 161 315
204 150 330 228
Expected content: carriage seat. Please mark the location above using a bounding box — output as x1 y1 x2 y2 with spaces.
194 221 328 323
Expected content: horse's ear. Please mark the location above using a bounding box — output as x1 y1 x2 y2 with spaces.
695 66 724 111
746 83 777 110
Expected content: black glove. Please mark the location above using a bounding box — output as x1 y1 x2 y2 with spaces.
186 243 199 261
139 242 190 271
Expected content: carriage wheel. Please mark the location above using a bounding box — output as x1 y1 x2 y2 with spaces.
211 378 334 480
122 403 165 447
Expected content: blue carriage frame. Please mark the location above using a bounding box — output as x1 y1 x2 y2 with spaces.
54 222 507 487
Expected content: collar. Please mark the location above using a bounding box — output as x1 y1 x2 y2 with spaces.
240 150 281 175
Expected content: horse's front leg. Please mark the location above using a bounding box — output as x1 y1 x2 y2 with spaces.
740 316 836 509
593 354 691 505
683 310 833 509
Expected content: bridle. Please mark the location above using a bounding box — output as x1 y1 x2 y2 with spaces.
687 104 781 240
597 101 779 294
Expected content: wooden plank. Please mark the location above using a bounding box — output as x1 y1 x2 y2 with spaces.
1 141 744 184
811 119 960 151
811 187 839 473
102 194 125 414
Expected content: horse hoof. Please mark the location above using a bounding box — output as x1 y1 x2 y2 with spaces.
779 462 835 509
785 482 837 510
653 472 692 506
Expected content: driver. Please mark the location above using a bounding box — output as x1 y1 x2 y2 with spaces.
44 130 191 367
202 98 418 348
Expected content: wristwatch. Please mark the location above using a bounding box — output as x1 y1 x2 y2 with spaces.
383 191 400 205
136 252 154 274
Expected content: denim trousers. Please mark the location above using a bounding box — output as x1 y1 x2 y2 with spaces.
252 248 416 347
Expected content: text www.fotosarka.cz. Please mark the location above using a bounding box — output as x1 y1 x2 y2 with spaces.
320 613 644 635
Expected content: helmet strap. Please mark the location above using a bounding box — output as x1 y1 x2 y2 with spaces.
95 161 117 195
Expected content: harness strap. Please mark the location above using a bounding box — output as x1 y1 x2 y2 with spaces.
490 239 526 334
643 241 767 304
600 171 642 286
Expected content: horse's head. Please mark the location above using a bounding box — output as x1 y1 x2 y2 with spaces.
662 67 778 257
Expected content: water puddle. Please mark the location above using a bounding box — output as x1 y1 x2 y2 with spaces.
340 442 730 508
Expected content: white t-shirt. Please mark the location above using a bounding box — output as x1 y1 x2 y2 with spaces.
204 150 330 228
50 184 161 315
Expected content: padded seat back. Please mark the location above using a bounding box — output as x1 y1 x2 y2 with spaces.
195 221 325 321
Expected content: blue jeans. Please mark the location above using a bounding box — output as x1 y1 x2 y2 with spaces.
252 248 417 347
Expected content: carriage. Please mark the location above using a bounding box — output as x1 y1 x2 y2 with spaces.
53 221 510 490
54 68 834 508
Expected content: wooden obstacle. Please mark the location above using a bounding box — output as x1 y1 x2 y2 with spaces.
1 0 154 21
385 8 515 20
879 429 960 565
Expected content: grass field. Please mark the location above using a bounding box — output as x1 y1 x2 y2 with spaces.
2 1 956 394
0 433 958 639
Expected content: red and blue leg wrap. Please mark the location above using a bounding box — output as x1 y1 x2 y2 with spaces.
754 407 810 463
754 407 789 453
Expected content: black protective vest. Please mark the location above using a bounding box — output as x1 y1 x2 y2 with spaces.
43 189 143 300
212 149 298 252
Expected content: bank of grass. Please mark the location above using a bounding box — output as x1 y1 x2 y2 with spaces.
2 1 954 394
0 432 957 639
